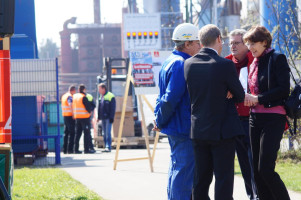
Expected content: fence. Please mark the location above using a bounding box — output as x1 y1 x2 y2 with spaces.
11 58 61 165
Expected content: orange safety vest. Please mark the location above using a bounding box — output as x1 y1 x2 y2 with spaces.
72 93 90 119
61 92 73 117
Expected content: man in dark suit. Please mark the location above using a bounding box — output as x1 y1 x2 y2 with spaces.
184 24 245 200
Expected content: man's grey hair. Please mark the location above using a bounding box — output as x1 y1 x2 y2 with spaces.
174 40 193 51
198 24 221 47
229 29 247 38
173 40 186 50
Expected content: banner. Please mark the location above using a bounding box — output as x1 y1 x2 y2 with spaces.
130 51 170 95
0 50 12 143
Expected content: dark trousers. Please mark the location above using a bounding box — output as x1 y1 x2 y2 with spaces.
75 118 91 152
236 118 258 200
63 116 75 153
250 113 290 200
192 138 236 200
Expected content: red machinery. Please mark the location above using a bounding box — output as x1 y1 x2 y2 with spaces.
0 49 11 143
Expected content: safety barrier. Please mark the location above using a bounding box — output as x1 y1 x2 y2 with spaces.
10 58 61 165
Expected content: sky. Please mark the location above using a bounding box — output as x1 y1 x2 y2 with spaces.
35 0 133 48
34 0 247 49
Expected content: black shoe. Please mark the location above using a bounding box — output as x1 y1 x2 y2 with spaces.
84 150 96 154
67 151 74 154
89 149 96 153
102 148 111 153
74 150 82 154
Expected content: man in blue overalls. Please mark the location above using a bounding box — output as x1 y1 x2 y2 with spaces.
154 23 201 200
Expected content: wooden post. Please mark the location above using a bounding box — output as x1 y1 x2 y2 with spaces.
113 62 132 170
3 38 9 50
0 38 10 50
113 63 154 172
141 95 160 163
138 95 153 172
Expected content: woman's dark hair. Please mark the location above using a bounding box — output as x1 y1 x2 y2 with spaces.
243 25 272 48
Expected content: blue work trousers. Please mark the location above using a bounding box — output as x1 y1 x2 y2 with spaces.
167 135 195 200
102 119 112 150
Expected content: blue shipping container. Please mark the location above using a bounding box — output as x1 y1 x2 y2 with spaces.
12 96 45 154
44 102 63 125
47 126 64 152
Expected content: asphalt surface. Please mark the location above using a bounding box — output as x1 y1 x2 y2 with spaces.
60 138 301 200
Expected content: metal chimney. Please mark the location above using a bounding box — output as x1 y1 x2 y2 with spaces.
94 0 101 24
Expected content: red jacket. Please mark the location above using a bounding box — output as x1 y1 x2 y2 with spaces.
225 51 254 116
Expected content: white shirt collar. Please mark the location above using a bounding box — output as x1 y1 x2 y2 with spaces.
205 47 218 55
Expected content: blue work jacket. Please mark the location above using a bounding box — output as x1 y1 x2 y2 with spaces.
98 91 116 120
154 50 191 138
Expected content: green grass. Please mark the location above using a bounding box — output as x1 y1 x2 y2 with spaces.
13 167 103 200
234 157 301 192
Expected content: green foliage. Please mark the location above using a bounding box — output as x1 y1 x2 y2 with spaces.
235 157 301 192
278 148 301 163
13 167 103 200
38 39 59 59
275 161 301 192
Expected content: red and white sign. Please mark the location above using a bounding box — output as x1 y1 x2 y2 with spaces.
133 64 152 70
135 80 154 85
0 50 12 143
134 73 154 79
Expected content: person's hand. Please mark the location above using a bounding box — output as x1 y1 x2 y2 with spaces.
109 118 114 123
226 91 233 99
152 120 161 132
97 119 99 123
244 93 258 106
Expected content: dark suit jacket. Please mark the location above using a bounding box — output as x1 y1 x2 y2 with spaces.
184 48 245 140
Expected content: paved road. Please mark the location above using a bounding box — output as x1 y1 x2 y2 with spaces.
60 139 301 200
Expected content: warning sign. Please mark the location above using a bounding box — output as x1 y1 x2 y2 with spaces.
130 50 170 95
0 50 12 143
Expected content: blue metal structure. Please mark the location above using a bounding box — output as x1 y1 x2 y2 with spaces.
10 0 38 59
11 59 61 165
55 58 61 164
260 0 298 55
11 96 45 154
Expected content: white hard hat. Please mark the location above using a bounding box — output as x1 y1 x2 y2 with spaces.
172 23 199 41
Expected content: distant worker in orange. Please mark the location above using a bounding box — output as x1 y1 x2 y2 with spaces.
86 93 96 153
73 84 95 154
61 85 76 154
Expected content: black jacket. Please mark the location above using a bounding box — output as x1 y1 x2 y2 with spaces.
184 48 245 140
256 50 290 108
81 92 92 113
98 91 116 120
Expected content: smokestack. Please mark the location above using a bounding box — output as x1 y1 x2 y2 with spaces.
94 0 101 24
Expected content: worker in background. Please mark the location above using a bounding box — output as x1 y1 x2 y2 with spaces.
61 85 76 154
73 84 95 154
97 83 116 153
86 93 96 153
225 29 258 200
153 23 201 200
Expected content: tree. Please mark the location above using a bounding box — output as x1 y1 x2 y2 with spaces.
38 39 59 59
262 0 301 150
